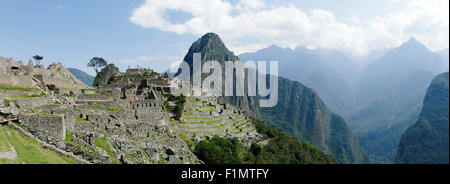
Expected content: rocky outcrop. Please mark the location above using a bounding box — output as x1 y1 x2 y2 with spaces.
93 64 120 87
179 33 260 118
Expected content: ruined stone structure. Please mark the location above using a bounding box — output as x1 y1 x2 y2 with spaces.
0 56 89 91
1 58 260 164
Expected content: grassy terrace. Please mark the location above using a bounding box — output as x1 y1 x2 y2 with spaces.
185 115 221 120
181 131 219 134
179 124 225 130
11 92 46 98
184 109 216 113
182 119 223 125
0 85 38 91
0 125 77 164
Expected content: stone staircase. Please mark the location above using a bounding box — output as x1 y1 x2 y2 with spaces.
31 76 63 104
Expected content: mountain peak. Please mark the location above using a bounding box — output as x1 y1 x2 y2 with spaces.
407 36 418 43
200 32 221 41
400 36 427 49
389 36 430 56
183 33 238 64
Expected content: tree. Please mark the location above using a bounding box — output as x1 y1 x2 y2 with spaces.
32 55 43 66
87 57 107 75
87 57 107 91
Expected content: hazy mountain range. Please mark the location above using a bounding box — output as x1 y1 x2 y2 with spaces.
239 37 449 163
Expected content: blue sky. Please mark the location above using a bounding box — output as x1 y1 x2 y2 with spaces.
0 0 448 75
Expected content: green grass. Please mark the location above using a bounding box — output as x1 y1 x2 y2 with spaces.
94 136 121 164
0 85 38 91
12 92 46 98
158 156 166 164
0 126 10 152
65 130 73 143
3 98 18 107
106 108 123 112
76 117 90 123
153 137 169 141
0 125 77 164
37 111 52 115
178 133 195 148
185 116 221 120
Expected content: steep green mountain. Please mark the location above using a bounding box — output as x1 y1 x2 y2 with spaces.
179 33 260 118
68 68 95 86
258 77 367 164
396 72 449 164
181 33 366 163
93 64 121 87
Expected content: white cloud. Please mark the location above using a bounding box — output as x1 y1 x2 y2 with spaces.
130 0 449 56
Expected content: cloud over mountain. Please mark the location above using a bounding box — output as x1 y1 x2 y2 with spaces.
130 0 448 56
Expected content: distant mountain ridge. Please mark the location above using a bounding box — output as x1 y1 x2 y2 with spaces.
68 68 95 86
239 37 448 163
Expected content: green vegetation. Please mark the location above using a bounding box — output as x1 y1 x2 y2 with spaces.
396 72 449 164
163 93 186 120
257 77 367 164
94 136 121 164
88 57 108 90
32 55 43 66
0 85 37 91
193 119 337 164
158 156 166 164
178 132 195 148
76 116 90 123
37 111 51 115
0 125 77 164
2 98 18 107
65 130 73 143
12 92 46 98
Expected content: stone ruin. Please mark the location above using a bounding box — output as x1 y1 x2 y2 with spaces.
5 64 198 164
0 56 88 91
